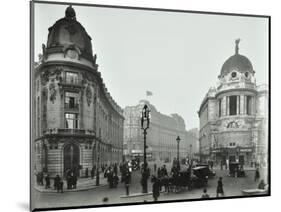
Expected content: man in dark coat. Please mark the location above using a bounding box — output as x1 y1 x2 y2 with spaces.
124 171 130 196
54 175 61 192
113 174 119 188
152 176 161 201
255 168 260 182
85 168 89 178
70 172 77 189
162 165 168 176
45 174 50 189
216 177 224 197
107 169 114 188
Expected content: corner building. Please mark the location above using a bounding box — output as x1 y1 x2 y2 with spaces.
198 41 268 166
33 6 124 177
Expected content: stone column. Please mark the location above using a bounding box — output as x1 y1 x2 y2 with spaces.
252 96 255 115
240 95 244 115
226 96 229 116
222 96 227 116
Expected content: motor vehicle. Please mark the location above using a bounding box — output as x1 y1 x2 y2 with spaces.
195 164 216 177
192 166 209 188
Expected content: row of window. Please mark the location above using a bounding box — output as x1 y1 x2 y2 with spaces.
218 95 253 117
231 71 250 79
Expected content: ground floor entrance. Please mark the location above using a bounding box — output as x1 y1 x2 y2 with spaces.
64 143 80 177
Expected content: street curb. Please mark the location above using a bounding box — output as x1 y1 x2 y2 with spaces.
120 191 165 198
34 184 107 193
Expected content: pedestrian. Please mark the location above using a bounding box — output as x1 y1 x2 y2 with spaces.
162 165 168 176
54 175 61 193
152 176 161 201
216 177 224 197
201 188 210 199
59 179 64 193
210 161 214 169
154 163 157 172
85 168 89 178
157 167 161 178
162 174 170 193
255 168 260 182
45 174 50 189
107 169 114 188
113 174 119 188
114 164 118 176
54 174 60 191
124 172 130 196
91 166 95 179
72 172 77 189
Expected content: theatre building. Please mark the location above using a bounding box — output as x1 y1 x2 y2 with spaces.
198 40 268 166
32 6 124 178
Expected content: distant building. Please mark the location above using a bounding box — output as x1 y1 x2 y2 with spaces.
198 40 268 166
123 100 198 162
33 6 124 178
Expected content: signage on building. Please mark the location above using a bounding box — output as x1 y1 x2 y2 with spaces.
240 148 252 152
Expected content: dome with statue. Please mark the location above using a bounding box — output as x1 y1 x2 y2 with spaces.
220 39 254 77
46 5 94 61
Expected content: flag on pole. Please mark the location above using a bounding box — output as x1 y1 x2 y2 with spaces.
146 91 153 96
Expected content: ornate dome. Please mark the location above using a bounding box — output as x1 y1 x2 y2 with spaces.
46 6 94 60
220 39 254 77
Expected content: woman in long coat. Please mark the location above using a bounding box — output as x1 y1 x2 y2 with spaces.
216 177 224 197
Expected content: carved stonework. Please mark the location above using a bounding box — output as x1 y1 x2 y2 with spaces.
226 120 239 129
41 71 49 86
49 80 57 103
40 67 62 86
42 87 48 100
86 85 92 106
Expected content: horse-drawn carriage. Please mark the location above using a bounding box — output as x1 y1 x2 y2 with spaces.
229 162 246 177
158 166 210 193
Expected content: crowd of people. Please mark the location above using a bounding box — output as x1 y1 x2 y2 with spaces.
35 158 268 200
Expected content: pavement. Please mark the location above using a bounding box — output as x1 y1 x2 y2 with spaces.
34 174 109 193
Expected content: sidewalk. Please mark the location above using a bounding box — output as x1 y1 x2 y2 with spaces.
34 175 108 193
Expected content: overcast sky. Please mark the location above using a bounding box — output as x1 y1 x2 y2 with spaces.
34 3 269 130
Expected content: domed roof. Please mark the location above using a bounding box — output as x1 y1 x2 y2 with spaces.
220 39 254 76
46 6 93 60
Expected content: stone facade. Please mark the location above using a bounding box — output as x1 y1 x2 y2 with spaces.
198 40 268 166
33 6 124 178
123 100 199 162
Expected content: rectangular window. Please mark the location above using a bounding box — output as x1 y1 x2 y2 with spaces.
65 113 79 129
229 96 237 116
65 72 79 84
246 96 252 115
65 92 79 109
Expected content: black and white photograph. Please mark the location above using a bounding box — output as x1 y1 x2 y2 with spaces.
30 1 270 211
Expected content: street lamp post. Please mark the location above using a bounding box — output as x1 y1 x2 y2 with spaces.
190 144 192 159
176 136 181 170
141 104 150 193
